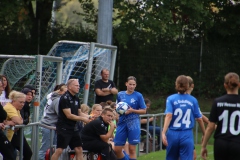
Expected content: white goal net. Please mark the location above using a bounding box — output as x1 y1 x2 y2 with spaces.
0 40 117 121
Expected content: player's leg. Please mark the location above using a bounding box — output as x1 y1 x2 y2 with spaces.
51 148 64 160
179 130 194 160
69 132 84 160
215 138 240 159
227 140 240 160
127 119 141 160
123 142 129 155
51 132 71 160
128 144 137 160
114 123 128 159
166 130 180 160
82 140 110 160
74 147 83 160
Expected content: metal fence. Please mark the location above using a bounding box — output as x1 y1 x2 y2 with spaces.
3 112 210 159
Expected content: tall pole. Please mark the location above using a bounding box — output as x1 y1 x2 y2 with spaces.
95 0 114 86
94 0 113 103
96 0 113 72
97 0 113 45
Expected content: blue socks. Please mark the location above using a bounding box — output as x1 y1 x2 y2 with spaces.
118 150 129 160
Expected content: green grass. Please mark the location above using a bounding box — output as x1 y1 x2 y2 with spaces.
138 145 214 160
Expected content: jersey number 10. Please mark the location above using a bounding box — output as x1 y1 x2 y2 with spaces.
219 110 240 135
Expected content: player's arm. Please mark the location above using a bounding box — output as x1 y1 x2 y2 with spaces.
78 109 93 120
100 121 116 142
63 108 89 123
202 121 215 147
201 121 215 159
126 108 146 115
196 117 205 136
200 114 209 124
162 113 172 146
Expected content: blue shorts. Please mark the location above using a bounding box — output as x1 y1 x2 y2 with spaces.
114 116 140 146
166 129 194 160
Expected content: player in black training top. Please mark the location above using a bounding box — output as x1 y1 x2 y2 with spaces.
201 72 240 160
81 108 116 160
51 79 91 160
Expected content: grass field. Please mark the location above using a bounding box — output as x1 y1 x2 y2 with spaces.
138 145 214 160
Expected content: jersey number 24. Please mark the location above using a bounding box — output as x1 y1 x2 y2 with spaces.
173 108 191 128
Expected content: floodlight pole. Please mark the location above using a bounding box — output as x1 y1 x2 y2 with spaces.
96 0 113 77
97 0 113 45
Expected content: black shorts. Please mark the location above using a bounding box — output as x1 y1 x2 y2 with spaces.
57 131 82 149
82 139 109 153
82 140 110 160
214 138 240 160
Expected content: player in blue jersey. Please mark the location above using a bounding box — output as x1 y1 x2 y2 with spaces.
162 75 205 160
201 72 240 160
114 76 147 160
186 76 209 160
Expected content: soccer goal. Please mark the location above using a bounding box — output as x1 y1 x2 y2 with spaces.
0 41 117 121
46 41 117 107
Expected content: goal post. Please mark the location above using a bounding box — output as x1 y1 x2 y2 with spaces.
0 41 118 118
83 42 117 104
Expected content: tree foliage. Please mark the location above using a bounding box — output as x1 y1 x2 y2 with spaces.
77 0 240 46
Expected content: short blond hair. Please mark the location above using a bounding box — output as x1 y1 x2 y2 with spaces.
9 90 26 101
67 79 78 87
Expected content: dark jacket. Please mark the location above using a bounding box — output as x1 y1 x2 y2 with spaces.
0 103 7 122
20 102 31 125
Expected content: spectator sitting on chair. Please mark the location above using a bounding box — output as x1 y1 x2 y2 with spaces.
94 69 118 104
140 98 165 150
81 108 116 160
38 84 67 160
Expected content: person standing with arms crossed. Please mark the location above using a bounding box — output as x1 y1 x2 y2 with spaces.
114 76 146 160
162 75 205 160
51 79 92 160
94 69 118 104
201 72 240 160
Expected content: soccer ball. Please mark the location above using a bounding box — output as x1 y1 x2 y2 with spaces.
116 102 130 115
